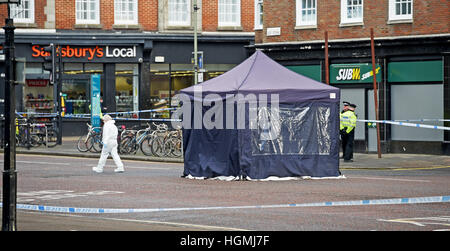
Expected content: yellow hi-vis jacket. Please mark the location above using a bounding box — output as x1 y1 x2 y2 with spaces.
340 110 357 134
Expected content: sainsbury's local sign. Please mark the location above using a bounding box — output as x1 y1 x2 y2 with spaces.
31 45 142 62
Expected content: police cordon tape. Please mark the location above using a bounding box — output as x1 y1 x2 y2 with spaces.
14 110 450 130
356 119 450 131
1 195 449 214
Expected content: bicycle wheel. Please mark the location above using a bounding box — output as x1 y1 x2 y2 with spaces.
46 129 58 148
77 134 90 152
88 135 103 153
29 134 41 147
140 135 153 156
171 137 183 157
151 135 165 157
120 136 135 154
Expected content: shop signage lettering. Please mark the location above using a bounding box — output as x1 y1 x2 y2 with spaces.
331 63 381 84
31 45 137 61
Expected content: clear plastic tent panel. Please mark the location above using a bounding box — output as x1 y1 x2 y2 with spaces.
251 105 332 156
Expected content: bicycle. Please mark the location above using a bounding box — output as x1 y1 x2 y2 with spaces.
120 123 154 155
148 123 169 157
164 127 182 157
77 123 102 153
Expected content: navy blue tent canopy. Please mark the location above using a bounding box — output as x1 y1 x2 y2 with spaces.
180 51 341 179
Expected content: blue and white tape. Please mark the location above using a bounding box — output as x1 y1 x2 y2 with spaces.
356 119 450 131
1 195 448 214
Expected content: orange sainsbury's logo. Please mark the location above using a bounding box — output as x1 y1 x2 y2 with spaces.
32 45 136 60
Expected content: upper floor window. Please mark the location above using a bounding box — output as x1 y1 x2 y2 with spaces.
10 0 34 24
114 0 138 25
296 0 317 27
76 0 100 24
219 0 241 27
341 0 363 24
254 0 263 30
389 0 413 22
168 0 191 26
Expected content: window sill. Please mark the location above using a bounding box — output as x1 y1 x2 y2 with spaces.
165 25 193 30
13 22 37 28
387 19 413 25
295 25 317 30
217 26 243 31
113 24 141 30
339 22 364 27
74 24 103 29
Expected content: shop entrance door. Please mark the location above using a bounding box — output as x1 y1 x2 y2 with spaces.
61 74 91 116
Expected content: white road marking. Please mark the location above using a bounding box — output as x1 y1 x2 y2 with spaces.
350 176 431 183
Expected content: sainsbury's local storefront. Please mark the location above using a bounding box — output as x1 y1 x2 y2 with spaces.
0 32 253 136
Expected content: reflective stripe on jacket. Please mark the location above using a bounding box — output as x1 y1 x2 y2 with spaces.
340 110 357 133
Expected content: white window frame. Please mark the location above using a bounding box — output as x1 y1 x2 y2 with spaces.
76 0 100 25
168 0 191 26
296 0 317 27
341 0 363 24
254 0 263 30
114 0 138 25
218 0 241 27
388 0 413 22
10 0 35 24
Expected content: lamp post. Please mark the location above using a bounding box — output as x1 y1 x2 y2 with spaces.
1 0 20 231
193 0 199 85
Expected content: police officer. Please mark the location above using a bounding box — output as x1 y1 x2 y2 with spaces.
340 102 357 162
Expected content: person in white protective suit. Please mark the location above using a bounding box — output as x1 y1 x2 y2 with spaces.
92 114 125 173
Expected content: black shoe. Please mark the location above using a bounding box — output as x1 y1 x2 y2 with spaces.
343 159 353 163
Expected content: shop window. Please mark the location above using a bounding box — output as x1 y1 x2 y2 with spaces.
61 63 103 116
62 79 91 115
116 64 139 117
149 64 234 117
23 63 53 116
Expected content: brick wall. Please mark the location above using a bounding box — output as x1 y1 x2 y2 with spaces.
0 0 253 33
259 0 450 44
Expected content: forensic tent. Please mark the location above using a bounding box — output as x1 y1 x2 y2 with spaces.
179 51 341 180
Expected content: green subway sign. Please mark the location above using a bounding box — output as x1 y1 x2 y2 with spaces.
330 63 381 84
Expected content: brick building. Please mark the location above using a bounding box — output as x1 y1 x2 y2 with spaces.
0 0 255 136
252 0 450 154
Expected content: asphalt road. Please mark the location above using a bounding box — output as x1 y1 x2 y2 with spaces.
1 154 449 235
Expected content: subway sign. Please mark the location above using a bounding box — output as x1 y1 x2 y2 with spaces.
330 63 381 84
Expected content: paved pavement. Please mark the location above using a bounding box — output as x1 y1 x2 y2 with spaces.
10 136 183 163
5 136 450 170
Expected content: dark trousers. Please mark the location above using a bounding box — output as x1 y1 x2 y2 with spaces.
341 129 354 160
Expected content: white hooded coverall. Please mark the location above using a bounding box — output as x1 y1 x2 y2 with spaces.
95 119 124 171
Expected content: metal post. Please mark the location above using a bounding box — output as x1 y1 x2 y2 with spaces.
324 31 329 85
168 63 172 107
2 5 17 231
57 47 62 145
193 0 198 85
370 28 382 159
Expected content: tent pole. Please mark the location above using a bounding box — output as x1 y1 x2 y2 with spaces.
325 31 329 85
370 28 382 159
